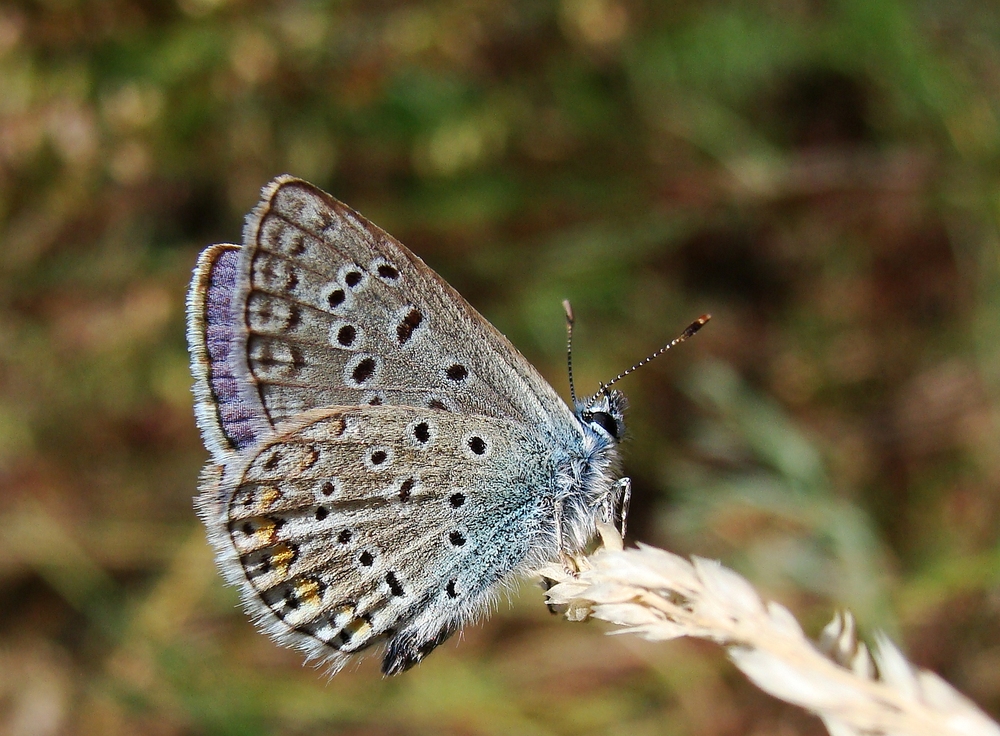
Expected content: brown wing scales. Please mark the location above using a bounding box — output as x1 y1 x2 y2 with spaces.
214 404 553 662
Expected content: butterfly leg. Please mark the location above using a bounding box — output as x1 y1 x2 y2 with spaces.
617 478 632 539
603 477 631 539
553 496 579 571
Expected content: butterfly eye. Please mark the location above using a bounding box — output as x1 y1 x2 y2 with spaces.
585 411 620 440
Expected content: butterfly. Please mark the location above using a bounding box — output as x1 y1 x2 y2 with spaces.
186 175 706 675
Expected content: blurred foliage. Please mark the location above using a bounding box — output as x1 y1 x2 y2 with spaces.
1 0 1000 734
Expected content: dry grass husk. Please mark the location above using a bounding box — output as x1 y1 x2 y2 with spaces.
539 525 1000 736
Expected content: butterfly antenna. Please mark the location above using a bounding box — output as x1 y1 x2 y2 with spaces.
562 299 578 405
594 314 712 398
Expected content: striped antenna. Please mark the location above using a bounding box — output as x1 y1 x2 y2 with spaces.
591 314 712 401
562 300 578 405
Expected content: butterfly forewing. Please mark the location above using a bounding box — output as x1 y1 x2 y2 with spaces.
187 243 268 460
230 176 570 430
210 405 555 672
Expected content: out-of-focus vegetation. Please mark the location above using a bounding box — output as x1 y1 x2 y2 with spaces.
1 1 999 734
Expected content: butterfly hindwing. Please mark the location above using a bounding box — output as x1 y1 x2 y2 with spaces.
229 176 571 430
202 404 558 674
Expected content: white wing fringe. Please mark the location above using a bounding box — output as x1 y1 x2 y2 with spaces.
538 524 999 736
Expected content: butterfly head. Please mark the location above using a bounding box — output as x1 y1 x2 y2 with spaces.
578 389 627 442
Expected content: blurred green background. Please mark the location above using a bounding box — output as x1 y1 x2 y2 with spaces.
2 0 1000 734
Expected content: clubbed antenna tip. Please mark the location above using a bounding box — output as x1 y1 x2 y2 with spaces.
594 313 712 398
563 300 577 405
683 314 711 339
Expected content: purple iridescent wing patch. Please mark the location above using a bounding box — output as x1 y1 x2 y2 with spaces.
187 243 267 458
